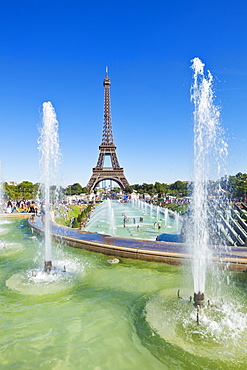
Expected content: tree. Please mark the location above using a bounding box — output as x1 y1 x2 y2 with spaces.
64 183 84 195
3 182 18 199
72 218 79 228
124 186 133 193
227 173 247 198
154 182 165 197
170 181 188 197
4 181 38 200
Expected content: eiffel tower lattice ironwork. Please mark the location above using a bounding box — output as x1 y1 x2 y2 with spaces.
87 68 129 192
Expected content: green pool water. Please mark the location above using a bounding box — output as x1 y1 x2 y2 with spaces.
1 218 247 369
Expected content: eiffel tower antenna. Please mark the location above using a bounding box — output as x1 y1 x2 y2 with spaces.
87 69 129 192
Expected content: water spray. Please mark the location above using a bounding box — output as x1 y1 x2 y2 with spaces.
38 101 60 272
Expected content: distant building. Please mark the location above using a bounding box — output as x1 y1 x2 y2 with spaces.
8 181 18 186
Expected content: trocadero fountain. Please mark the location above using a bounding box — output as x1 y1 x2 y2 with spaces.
1 62 247 369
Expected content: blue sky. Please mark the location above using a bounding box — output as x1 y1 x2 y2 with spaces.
0 0 247 186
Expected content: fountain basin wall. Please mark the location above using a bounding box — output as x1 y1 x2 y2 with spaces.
0 212 34 219
28 216 247 271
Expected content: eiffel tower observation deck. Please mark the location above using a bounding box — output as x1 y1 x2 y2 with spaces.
87 68 129 192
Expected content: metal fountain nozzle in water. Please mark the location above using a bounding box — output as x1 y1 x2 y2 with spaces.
44 261 52 272
194 292 205 307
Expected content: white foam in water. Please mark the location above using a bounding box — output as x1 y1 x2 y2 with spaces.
6 257 84 295
187 301 247 343
0 227 8 235
145 289 247 361
0 219 13 225
0 241 22 251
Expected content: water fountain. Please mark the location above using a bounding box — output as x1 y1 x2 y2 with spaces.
107 199 115 235
164 207 168 226
3 60 247 368
5 102 81 295
85 199 182 240
188 57 228 306
156 205 160 221
38 101 60 271
142 59 247 368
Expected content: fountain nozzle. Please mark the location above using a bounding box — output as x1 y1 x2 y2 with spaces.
44 261 52 272
194 292 204 307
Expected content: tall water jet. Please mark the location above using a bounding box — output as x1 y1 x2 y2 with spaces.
156 205 160 221
110 208 115 235
164 208 168 226
38 102 60 271
189 58 227 305
107 199 115 235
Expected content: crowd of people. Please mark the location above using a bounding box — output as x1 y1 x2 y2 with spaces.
5 200 38 214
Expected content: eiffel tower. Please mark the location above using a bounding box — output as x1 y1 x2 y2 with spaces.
87 68 129 192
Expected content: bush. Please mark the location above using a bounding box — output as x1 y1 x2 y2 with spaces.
72 218 79 228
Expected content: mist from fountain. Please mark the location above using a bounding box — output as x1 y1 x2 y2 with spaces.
38 101 60 269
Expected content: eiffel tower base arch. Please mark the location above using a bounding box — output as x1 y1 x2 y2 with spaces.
87 169 129 192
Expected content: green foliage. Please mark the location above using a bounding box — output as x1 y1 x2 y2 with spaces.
170 181 188 197
55 204 94 228
124 180 189 197
112 187 120 193
64 183 87 195
3 181 38 200
81 210 87 219
72 218 79 228
124 186 133 194
164 203 189 215
221 173 247 198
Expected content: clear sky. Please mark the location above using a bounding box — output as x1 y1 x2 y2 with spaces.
0 0 247 187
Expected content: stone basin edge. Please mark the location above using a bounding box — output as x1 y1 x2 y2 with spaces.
27 216 247 272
